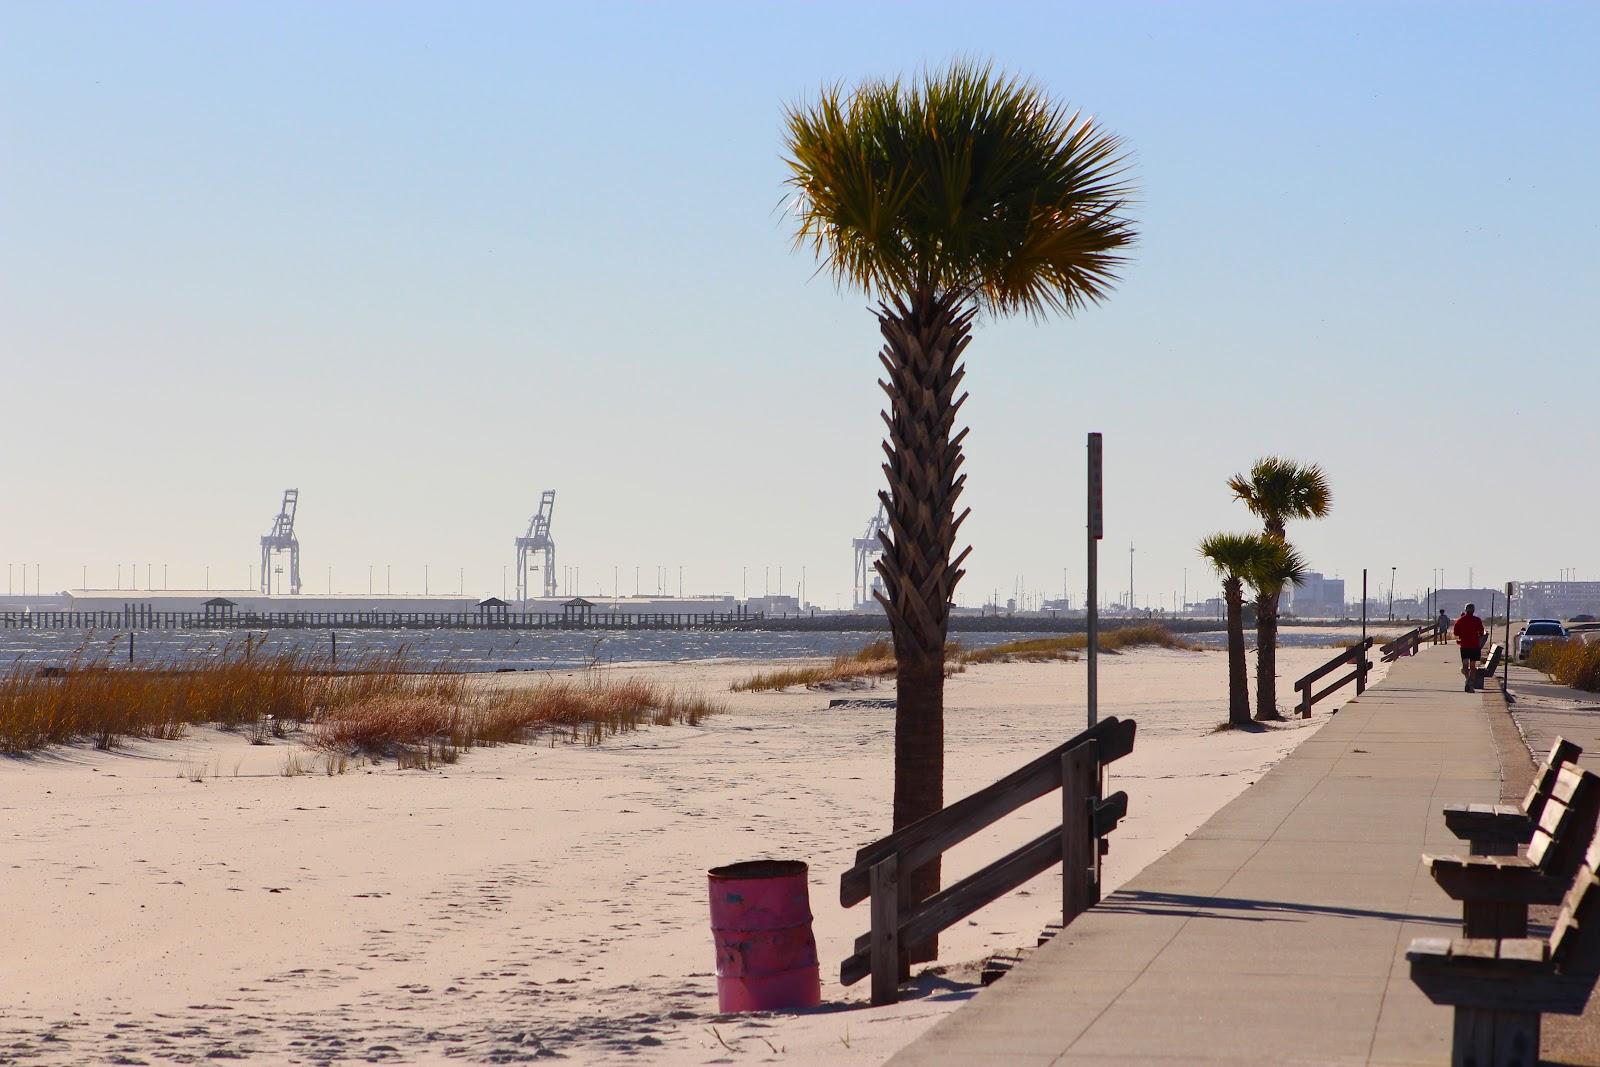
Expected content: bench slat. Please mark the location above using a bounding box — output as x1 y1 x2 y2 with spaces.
1428 856 1565 904
1529 829 1556 869
1500 939 1548 964
1554 765 1588 805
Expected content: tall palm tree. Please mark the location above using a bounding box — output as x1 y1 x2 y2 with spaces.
1200 533 1272 727
784 63 1135 958
1244 539 1309 720
1227 458 1331 717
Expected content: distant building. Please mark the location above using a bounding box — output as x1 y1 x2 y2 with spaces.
1433 589 1506 618
1287 573 1346 618
743 594 801 617
1515 581 1600 620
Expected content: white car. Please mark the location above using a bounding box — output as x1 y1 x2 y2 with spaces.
1516 619 1569 661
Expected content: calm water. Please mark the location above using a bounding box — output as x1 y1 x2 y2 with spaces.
0 625 1364 673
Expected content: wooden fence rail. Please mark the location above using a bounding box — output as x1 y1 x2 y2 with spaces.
838 715 1137 1005
1293 636 1374 718
1380 620 1442 662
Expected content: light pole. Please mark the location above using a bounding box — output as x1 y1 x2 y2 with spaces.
1389 566 1395 621
1128 543 1134 619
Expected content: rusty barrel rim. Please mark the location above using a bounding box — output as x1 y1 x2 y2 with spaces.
708 859 808 882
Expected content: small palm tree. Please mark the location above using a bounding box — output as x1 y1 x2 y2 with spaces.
784 63 1135 958
1227 457 1332 540
1243 540 1309 720
1227 457 1331 716
1200 533 1272 727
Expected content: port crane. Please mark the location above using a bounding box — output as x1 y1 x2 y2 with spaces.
852 505 889 610
515 490 557 604
259 489 301 595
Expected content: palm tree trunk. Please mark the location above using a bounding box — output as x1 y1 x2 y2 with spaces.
1255 590 1283 720
874 288 974 966
1225 578 1251 726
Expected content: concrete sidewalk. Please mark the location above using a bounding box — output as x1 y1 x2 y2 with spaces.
889 647 1501 1066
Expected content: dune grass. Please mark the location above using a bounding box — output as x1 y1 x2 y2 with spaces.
962 623 1198 664
310 675 722 754
731 639 899 693
732 624 1197 692
1528 638 1600 693
0 643 720 758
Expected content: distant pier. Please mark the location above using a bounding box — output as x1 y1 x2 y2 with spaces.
0 607 760 632
0 607 1237 635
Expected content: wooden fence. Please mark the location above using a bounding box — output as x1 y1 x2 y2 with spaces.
1293 636 1374 718
838 716 1137 1005
1380 620 1444 662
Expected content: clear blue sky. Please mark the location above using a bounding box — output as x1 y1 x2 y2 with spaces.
3 2 1596 607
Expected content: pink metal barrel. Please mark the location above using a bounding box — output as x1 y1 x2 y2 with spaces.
707 859 821 1012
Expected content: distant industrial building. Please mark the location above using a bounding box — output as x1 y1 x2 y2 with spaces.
1433 588 1507 618
1515 581 1600 620
742 594 803 617
1287 573 1346 618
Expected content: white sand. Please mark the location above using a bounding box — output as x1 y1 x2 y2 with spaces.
0 643 1391 1065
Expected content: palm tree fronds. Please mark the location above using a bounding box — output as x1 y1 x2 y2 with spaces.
1198 532 1272 578
782 60 1137 317
1244 540 1309 597
1226 456 1332 538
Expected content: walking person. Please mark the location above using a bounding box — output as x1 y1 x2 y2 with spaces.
1453 603 1487 692
1436 607 1450 646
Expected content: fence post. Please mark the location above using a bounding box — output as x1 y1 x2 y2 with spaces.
869 854 900 1006
1355 641 1368 696
1062 741 1098 925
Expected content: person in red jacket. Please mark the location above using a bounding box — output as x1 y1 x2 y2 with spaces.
1454 604 1487 691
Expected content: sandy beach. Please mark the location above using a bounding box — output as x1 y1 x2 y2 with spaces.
0 638 1395 1065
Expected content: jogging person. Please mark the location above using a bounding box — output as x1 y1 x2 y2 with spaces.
1453 603 1487 692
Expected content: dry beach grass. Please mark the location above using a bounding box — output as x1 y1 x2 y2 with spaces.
731 623 1197 691
0 644 720 757
1528 637 1600 692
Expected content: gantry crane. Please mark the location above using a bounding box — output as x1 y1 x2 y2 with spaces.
515 490 557 604
260 489 301 595
852 505 889 610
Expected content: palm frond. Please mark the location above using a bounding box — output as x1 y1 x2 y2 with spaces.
782 60 1136 318
1244 540 1309 596
1198 532 1272 580
1228 456 1333 535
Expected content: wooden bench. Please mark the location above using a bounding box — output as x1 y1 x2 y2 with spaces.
1428 763 1600 939
1443 738 1583 857
1409 827 1600 1066
1470 643 1505 691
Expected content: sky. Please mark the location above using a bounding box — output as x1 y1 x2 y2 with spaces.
2 2 1596 609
